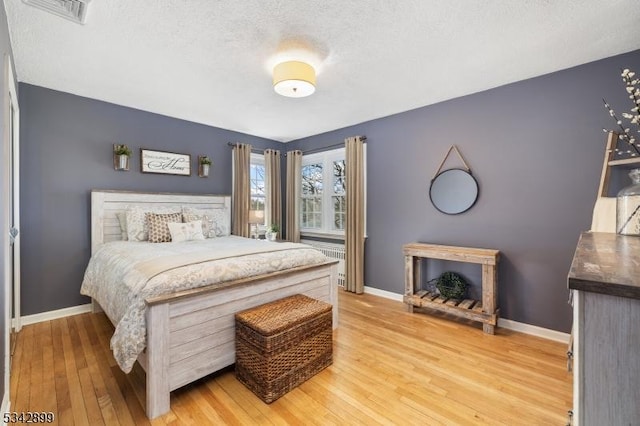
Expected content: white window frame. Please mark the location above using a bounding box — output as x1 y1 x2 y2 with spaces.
249 152 266 224
300 146 366 239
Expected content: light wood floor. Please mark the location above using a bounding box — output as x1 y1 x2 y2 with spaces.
11 292 572 425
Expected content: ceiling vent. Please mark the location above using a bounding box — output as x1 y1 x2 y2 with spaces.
22 0 90 24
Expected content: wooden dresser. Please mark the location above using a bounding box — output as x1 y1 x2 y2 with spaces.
568 232 640 425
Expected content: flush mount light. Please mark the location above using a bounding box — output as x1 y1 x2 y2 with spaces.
273 61 316 98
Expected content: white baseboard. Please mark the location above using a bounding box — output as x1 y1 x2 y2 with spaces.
14 303 93 327
363 287 571 344
1 391 9 415
363 285 404 301
497 318 570 343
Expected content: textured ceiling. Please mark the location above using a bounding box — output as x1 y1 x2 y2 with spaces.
4 0 640 142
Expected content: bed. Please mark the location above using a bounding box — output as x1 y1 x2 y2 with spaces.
81 190 338 419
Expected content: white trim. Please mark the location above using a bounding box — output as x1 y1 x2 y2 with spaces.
497 318 570 343
14 304 92 327
301 147 347 236
363 285 403 301
3 54 18 417
364 288 570 343
0 393 9 416
8 58 20 333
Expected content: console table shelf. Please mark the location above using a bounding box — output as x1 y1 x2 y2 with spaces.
403 242 500 334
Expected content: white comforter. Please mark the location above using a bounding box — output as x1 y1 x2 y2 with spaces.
80 236 328 372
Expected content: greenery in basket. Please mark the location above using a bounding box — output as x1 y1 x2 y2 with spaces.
199 155 212 165
267 224 280 233
430 271 468 300
114 144 132 156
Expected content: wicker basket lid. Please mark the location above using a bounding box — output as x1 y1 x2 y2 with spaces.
235 294 332 336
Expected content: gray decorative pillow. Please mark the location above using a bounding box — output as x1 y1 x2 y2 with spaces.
125 205 181 241
209 207 230 236
115 212 128 241
146 212 183 243
182 207 230 238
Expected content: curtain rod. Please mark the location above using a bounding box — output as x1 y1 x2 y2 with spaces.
285 136 367 156
228 136 367 156
226 142 269 155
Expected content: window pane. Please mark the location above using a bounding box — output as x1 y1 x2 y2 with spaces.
250 161 265 221
332 195 345 230
250 164 265 196
301 196 322 229
333 160 346 194
250 197 265 211
302 163 323 195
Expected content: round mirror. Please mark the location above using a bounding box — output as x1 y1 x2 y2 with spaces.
429 168 479 215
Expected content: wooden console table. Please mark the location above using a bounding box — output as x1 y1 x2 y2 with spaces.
403 242 500 334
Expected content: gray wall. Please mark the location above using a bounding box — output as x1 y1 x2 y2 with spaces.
19 49 640 333
0 1 15 407
288 49 640 332
19 84 281 315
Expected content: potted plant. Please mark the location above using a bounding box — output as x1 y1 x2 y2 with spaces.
114 144 132 170
199 155 212 177
265 223 279 241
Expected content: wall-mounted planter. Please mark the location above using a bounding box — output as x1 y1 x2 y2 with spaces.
113 144 131 171
199 155 212 177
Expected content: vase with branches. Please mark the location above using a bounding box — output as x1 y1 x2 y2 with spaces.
603 68 640 158
604 68 640 235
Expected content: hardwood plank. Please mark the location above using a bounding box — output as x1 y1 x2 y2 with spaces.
40 322 58 417
11 292 571 424
9 323 25 407
215 372 288 425
59 317 91 426
87 314 138 426
52 320 74 426
110 365 151 426
202 378 261 425
77 367 105 426
28 323 45 414
75 315 119 426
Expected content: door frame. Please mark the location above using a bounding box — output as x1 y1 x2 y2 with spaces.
3 53 19 411
7 56 19 333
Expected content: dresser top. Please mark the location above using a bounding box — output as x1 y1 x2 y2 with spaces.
568 232 640 299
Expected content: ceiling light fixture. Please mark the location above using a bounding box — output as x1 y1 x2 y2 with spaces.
273 61 316 98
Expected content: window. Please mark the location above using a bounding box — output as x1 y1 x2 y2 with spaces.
300 147 362 237
250 153 265 216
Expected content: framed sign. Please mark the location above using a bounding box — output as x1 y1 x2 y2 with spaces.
140 149 191 176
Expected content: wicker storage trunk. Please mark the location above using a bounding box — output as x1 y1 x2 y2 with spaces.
235 294 333 403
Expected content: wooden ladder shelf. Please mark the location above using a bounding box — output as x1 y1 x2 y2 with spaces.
403 243 500 334
598 131 640 198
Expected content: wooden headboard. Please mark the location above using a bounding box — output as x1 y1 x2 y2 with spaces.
91 190 231 254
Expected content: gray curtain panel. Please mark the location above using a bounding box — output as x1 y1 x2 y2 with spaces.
265 149 282 238
286 150 303 242
345 136 365 294
232 143 252 237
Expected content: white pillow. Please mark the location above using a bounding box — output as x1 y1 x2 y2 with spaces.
125 205 182 241
167 221 205 243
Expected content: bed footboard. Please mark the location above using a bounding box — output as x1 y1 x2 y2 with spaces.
144 262 338 419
